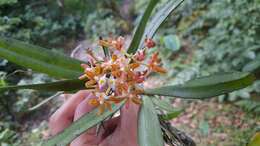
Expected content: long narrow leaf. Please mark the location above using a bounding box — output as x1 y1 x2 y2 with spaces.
248 132 260 146
152 98 175 112
44 101 125 146
0 37 83 78
138 0 185 50
138 96 164 146
243 60 260 80
144 72 255 99
0 79 88 92
28 92 64 111
159 109 183 121
127 0 159 54
243 60 260 72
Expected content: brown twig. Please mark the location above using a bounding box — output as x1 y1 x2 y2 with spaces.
160 119 196 146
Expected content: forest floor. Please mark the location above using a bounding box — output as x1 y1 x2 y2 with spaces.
171 99 259 146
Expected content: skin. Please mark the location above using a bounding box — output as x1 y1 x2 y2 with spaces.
49 90 139 146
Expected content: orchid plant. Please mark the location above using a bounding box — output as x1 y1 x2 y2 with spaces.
0 0 257 146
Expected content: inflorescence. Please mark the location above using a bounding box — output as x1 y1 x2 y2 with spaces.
79 36 166 114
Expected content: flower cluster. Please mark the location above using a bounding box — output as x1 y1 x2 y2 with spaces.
79 36 166 114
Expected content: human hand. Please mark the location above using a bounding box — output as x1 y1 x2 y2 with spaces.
49 90 139 146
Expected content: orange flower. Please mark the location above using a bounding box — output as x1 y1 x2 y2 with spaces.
129 62 140 70
134 50 146 61
125 95 142 109
79 36 167 115
113 36 125 51
88 95 110 115
88 95 125 115
148 52 167 74
145 38 156 48
99 36 125 51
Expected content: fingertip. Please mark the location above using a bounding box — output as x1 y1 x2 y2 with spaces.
49 90 90 135
49 111 73 136
119 102 139 136
121 102 140 117
71 95 99 146
73 95 96 121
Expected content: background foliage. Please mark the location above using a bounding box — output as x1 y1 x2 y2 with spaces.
184 0 260 110
0 1 126 145
158 0 260 112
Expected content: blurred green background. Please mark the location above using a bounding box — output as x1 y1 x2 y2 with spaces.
0 0 259 145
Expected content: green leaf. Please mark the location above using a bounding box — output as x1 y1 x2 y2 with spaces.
28 92 64 111
127 0 159 54
159 109 183 121
248 132 260 146
243 60 260 80
0 0 17 6
0 79 88 92
138 0 185 50
0 37 84 78
0 78 7 87
199 120 209 136
43 101 125 146
152 97 175 112
138 96 164 146
163 35 181 51
243 60 260 73
144 72 255 99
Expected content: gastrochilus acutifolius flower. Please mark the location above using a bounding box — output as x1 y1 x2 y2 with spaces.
79 36 166 115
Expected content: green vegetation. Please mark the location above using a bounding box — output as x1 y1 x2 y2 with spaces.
175 0 260 111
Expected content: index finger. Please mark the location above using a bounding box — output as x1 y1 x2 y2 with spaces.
49 90 90 136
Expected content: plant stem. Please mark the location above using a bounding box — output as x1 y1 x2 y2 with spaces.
160 119 196 146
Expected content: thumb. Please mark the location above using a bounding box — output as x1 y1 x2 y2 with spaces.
119 102 140 137
99 102 140 146
71 94 98 146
